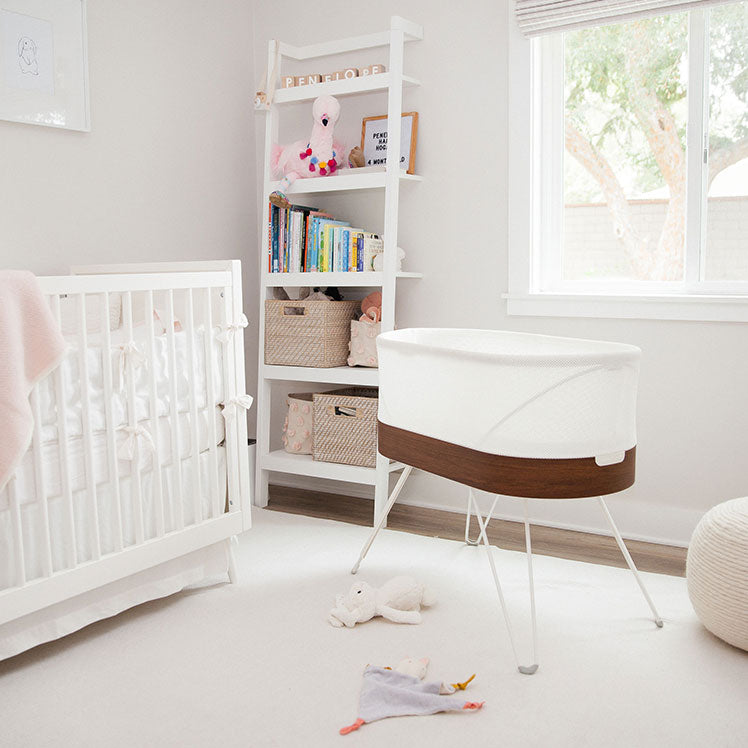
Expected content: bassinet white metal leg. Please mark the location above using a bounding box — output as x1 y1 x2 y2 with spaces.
597 497 663 627
523 500 539 668
464 488 482 545
473 495 538 675
351 466 413 575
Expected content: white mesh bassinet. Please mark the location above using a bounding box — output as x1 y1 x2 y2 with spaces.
376 328 641 499
352 328 662 675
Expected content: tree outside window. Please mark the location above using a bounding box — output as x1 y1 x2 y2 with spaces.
562 3 748 283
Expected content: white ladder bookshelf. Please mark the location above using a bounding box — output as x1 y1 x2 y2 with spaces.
254 16 423 524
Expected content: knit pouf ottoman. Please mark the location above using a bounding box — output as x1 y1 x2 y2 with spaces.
686 496 748 651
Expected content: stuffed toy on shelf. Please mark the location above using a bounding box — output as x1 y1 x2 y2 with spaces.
271 94 345 198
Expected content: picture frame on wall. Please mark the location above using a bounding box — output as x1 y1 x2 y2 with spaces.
0 0 89 131
361 112 418 175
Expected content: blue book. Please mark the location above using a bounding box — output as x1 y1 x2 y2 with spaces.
271 205 279 273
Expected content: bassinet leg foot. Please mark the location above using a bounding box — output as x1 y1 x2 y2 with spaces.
351 466 413 574
227 538 238 584
474 497 538 675
597 497 663 627
523 500 539 671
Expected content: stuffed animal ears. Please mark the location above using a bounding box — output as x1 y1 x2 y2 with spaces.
420 657 430 665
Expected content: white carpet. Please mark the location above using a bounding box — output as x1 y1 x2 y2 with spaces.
1 509 746 747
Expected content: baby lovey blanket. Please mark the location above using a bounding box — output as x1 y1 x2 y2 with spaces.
339 666 484 735
0 271 66 492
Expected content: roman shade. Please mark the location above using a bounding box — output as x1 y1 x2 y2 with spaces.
515 0 736 36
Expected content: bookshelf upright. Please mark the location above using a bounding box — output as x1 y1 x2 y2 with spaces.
255 16 423 525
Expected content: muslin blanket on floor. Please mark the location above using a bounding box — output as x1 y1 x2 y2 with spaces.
339 666 484 735
0 270 66 492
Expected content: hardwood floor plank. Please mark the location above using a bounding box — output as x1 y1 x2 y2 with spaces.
266 485 687 577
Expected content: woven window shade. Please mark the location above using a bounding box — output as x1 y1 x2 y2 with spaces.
515 0 736 36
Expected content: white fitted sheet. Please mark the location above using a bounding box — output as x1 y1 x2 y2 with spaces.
37 323 225 443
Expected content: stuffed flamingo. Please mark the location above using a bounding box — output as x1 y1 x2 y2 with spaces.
271 95 344 197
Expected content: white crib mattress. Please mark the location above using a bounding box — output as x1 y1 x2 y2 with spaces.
377 328 641 460
36 323 225 443
2 406 224 512
0 444 228 592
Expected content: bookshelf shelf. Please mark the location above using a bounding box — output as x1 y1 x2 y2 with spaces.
255 17 423 524
263 364 379 386
261 450 407 485
269 169 421 196
274 72 420 104
262 270 422 287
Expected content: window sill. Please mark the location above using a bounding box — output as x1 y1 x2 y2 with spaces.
504 292 748 322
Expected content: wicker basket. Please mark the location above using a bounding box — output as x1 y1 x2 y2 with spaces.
313 387 379 467
265 299 359 367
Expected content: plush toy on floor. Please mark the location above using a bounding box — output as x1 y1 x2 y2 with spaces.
271 94 344 198
328 576 434 628
339 657 483 735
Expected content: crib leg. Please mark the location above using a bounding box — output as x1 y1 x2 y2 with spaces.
227 538 238 584
474 496 538 675
464 488 484 546
351 466 413 574
597 497 663 628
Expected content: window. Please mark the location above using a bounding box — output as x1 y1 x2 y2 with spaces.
508 3 748 320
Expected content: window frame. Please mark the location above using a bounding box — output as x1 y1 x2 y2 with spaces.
505 6 748 322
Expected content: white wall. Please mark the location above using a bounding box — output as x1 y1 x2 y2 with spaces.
0 0 259 384
251 0 748 547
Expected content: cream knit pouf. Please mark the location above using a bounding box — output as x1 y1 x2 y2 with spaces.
686 496 748 651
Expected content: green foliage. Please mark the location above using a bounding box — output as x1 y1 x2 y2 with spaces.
564 4 748 202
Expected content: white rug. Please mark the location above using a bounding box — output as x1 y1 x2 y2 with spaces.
1 509 746 747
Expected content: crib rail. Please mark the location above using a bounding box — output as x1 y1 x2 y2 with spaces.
0 261 251 627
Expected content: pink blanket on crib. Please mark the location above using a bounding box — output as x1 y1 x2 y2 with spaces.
0 271 66 492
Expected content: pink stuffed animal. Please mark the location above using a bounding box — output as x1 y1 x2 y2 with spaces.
271 95 344 196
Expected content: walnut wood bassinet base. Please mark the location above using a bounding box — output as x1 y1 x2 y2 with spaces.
378 421 636 499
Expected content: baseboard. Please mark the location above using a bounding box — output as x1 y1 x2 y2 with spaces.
268 473 699 548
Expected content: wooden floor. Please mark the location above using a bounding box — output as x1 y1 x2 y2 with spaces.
267 485 687 577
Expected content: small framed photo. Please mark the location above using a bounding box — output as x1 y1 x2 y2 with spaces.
361 112 418 175
0 0 90 131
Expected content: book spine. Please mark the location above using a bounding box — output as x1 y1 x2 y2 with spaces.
268 201 272 273
304 214 311 271
272 205 279 273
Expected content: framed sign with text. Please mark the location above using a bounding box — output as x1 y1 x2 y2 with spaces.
361 112 418 174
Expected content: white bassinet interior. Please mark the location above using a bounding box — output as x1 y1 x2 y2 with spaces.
377 328 641 460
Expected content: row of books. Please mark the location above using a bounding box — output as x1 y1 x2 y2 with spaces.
267 200 384 274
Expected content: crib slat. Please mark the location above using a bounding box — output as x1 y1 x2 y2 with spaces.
51 295 78 569
221 286 238 510
145 290 165 537
204 288 221 518
123 291 145 545
185 289 202 525
166 290 185 531
101 292 124 552
8 478 26 587
78 294 102 560
30 386 54 577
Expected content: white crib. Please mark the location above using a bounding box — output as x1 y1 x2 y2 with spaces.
0 261 251 660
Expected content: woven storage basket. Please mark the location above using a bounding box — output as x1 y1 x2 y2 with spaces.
313 387 379 467
265 299 359 367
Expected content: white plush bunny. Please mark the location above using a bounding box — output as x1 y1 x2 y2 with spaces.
328 576 435 628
